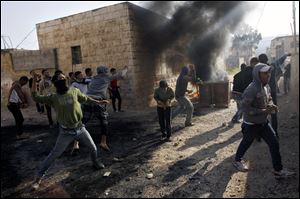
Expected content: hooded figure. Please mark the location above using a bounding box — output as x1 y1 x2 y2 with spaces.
175 66 190 98
172 65 195 127
233 63 296 178
82 65 128 151
85 66 111 99
97 66 109 74
241 63 274 124
159 79 168 88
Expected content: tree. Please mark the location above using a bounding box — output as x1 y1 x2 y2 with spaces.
230 24 262 65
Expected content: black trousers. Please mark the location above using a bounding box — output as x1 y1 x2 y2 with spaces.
157 107 171 137
35 102 42 113
82 103 108 136
111 87 122 111
45 104 54 125
235 122 282 171
7 104 24 135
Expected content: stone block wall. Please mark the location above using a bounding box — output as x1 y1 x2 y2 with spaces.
36 2 187 110
290 54 299 114
11 49 57 71
1 50 56 123
37 3 136 109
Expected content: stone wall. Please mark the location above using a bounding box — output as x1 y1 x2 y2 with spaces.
37 2 136 109
290 53 299 114
36 2 187 110
1 50 56 110
11 49 57 71
37 3 133 73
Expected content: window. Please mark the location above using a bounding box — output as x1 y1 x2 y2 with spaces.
71 46 82 64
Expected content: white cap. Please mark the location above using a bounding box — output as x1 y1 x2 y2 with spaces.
259 64 272 72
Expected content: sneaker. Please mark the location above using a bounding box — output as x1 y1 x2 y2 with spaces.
49 124 55 129
32 177 42 190
100 144 110 152
185 122 195 127
161 134 167 141
93 162 105 170
166 137 172 142
273 169 296 179
232 160 249 172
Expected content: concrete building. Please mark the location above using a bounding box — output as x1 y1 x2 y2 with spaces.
270 35 299 61
36 2 185 110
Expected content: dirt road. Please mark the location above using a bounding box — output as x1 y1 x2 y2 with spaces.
1 94 299 198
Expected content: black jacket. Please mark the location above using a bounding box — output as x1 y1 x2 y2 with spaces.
232 66 253 93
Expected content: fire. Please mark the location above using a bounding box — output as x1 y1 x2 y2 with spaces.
189 85 201 98
192 91 200 98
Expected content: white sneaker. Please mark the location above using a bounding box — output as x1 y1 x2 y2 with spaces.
232 160 249 172
32 177 42 190
32 182 40 190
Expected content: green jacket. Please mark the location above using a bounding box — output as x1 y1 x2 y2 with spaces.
32 88 95 129
154 87 175 106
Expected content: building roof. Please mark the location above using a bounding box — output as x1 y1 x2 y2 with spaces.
271 35 299 42
36 2 133 25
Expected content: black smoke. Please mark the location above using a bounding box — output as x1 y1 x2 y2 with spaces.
134 1 252 81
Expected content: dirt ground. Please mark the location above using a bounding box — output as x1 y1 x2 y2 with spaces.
1 93 299 198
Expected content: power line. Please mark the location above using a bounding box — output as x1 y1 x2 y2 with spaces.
15 27 36 49
255 2 267 31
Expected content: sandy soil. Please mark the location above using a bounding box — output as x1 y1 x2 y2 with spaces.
1 94 299 198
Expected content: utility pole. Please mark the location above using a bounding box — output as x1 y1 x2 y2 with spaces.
292 1 297 54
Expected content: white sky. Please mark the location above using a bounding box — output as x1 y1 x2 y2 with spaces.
244 1 299 37
1 1 299 50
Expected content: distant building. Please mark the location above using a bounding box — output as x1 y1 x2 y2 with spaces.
270 35 299 61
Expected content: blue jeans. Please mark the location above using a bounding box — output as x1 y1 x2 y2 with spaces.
235 122 283 171
38 126 98 177
231 94 243 122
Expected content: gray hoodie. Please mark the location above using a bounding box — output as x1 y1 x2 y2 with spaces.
86 66 126 99
241 63 274 124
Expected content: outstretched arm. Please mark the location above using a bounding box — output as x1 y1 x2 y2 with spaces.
111 65 129 80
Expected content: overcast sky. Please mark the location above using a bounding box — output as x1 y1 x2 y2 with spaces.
1 1 299 50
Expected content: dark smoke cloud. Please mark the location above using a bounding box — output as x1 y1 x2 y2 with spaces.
136 1 252 81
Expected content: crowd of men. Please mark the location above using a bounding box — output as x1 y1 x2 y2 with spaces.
7 65 128 189
6 53 295 190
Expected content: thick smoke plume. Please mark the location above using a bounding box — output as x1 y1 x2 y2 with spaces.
137 1 252 81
